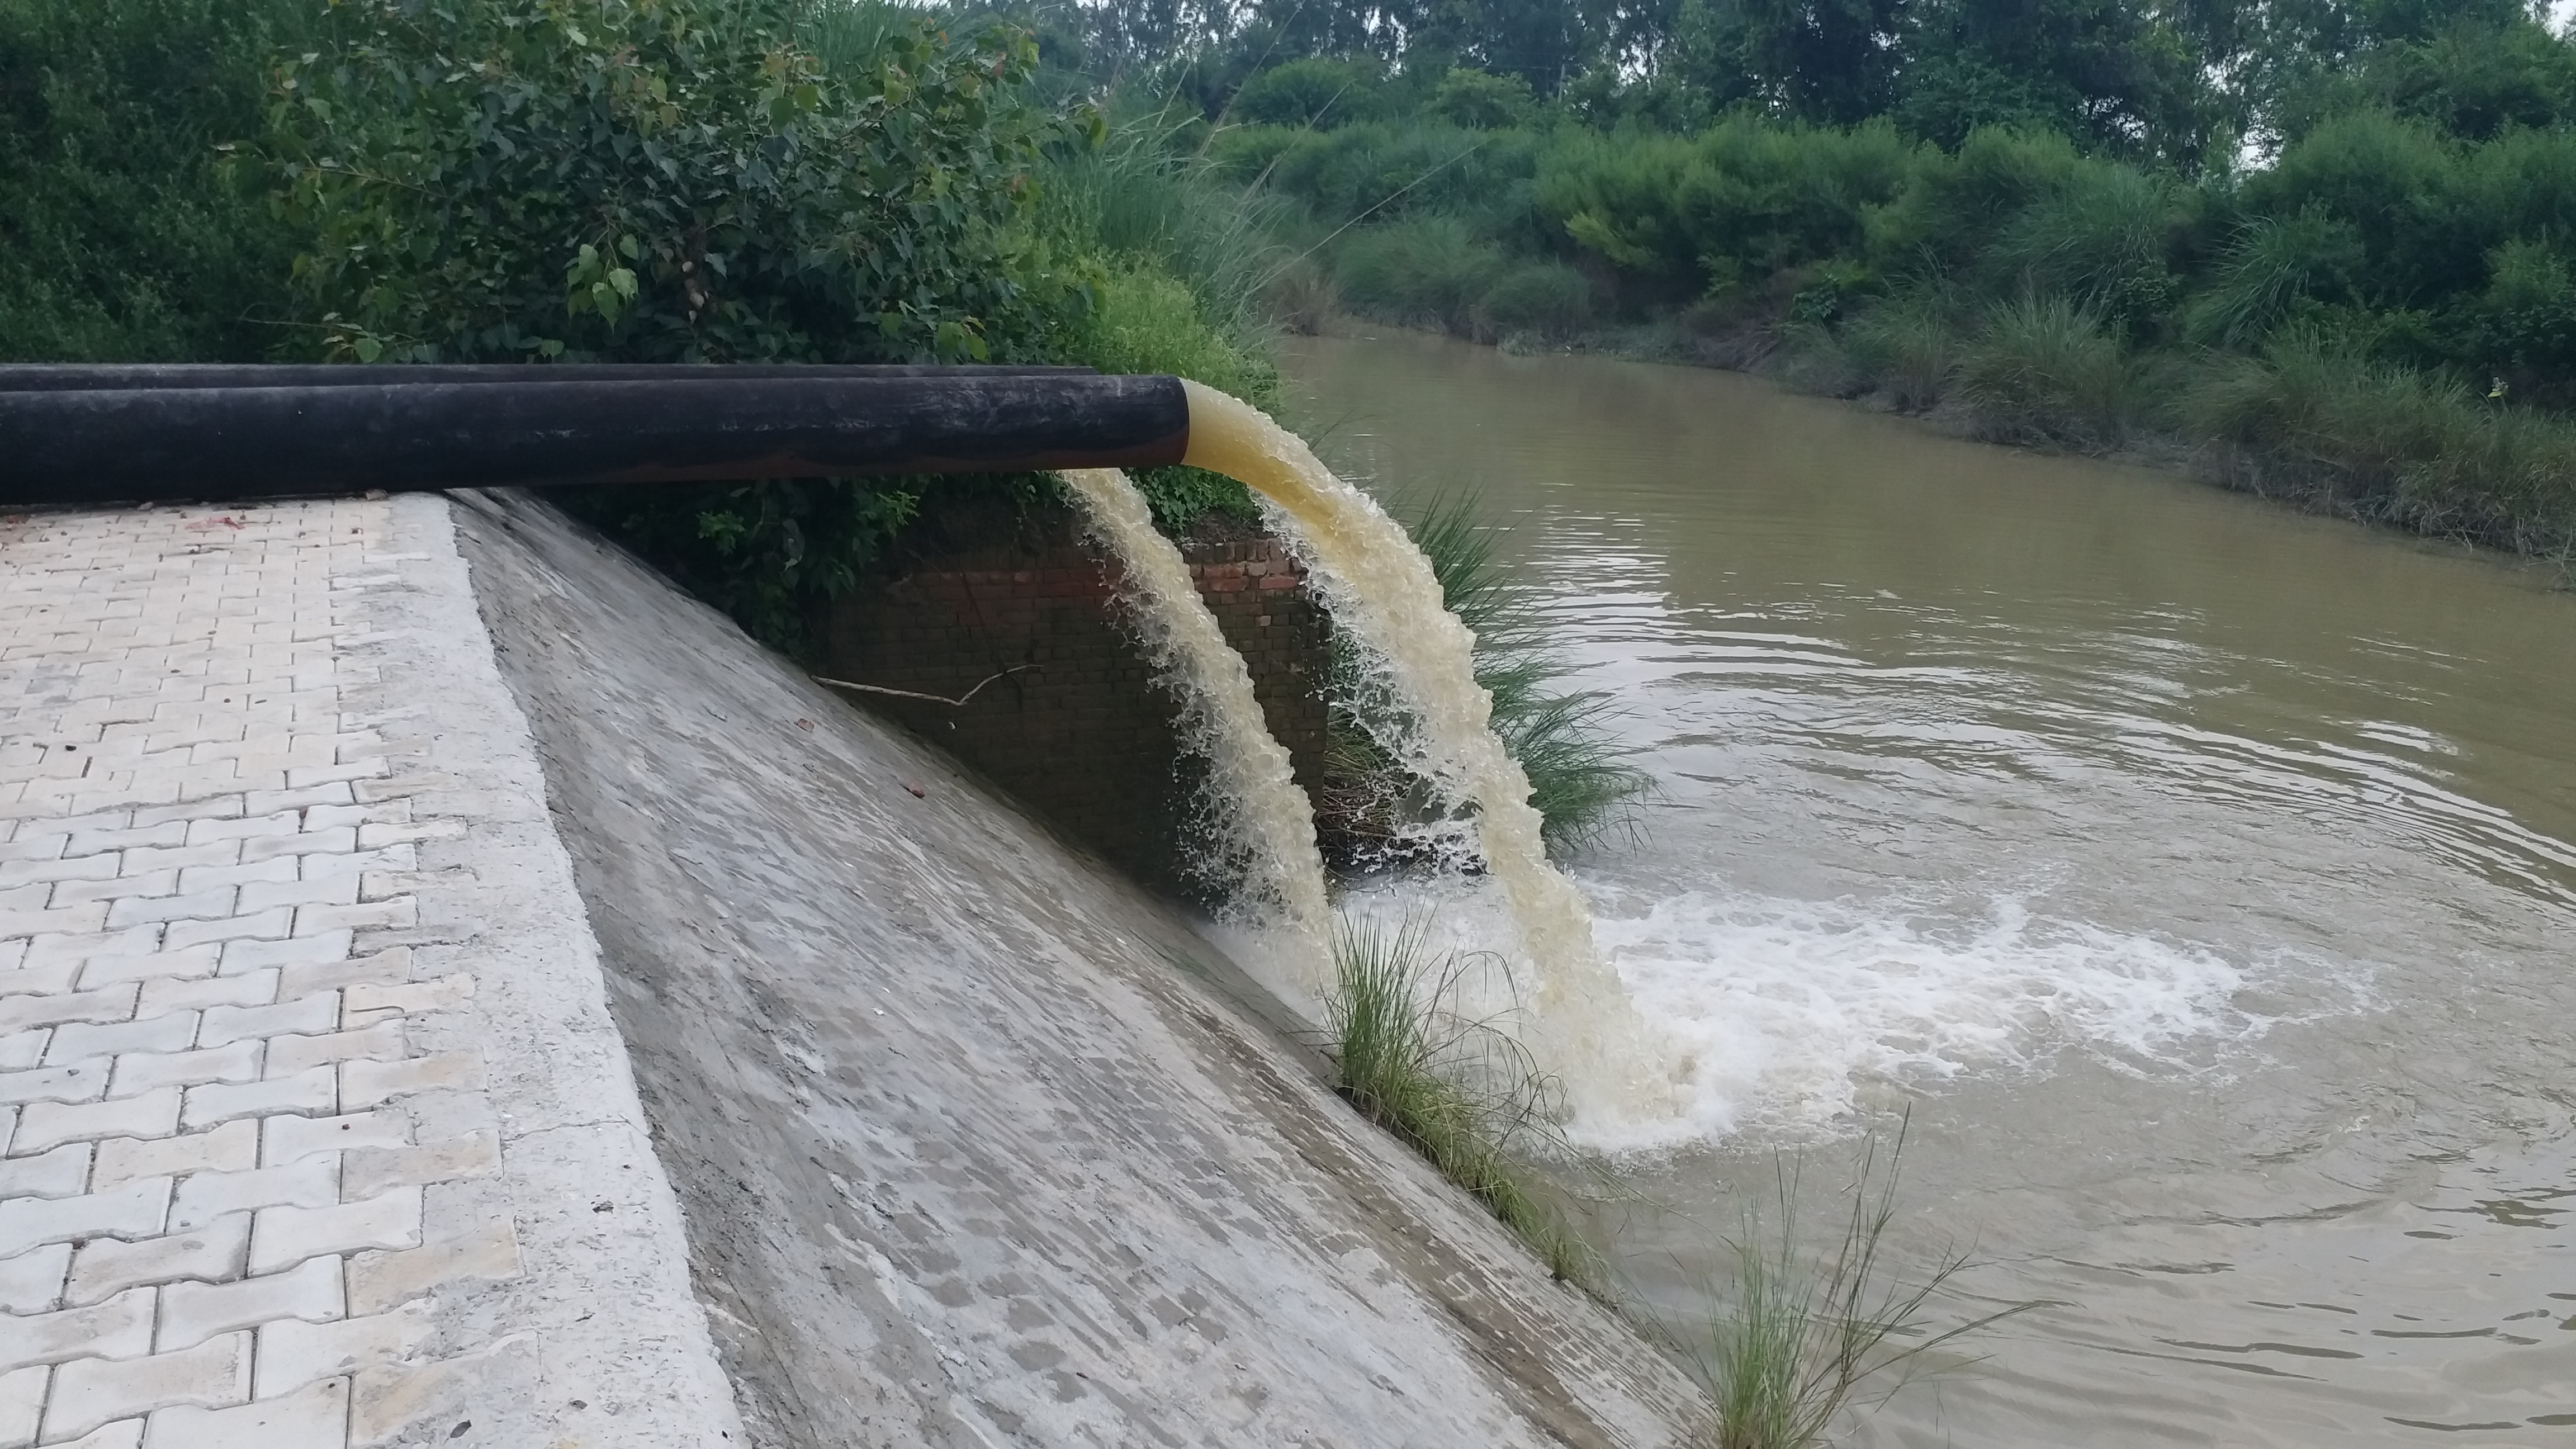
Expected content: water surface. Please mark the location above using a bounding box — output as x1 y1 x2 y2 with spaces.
1283 329 2576 1447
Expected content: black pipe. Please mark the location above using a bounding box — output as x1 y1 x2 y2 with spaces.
0 372 1191 508
0 363 1092 390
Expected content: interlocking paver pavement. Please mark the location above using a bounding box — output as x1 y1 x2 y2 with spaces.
1 500 738 1447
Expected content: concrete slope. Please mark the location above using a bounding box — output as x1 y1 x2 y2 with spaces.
447 490 1710 1449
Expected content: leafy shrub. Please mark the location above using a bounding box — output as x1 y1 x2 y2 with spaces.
1068 261 1273 531
1474 261 1593 339
1229 55 1384 129
1429 67 1535 129
1333 216 1512 333
0 0 316 361
272 0 1070 366
269 0 1079 648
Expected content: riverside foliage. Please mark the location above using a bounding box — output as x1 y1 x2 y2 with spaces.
1092 0 2576 558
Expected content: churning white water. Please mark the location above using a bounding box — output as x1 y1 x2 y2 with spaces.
1058 467 1333 995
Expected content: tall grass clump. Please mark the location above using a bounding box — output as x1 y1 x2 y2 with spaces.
1689 1124 2026 1449
1954 296 2135 449
1838 297 1962 412
1323 913 1590 1281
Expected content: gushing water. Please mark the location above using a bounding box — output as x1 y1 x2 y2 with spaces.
1178 382 1670 1123
1058 468 1334 994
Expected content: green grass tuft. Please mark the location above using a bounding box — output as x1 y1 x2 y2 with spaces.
1689 1119 2029 1449
1322 913 1592 1282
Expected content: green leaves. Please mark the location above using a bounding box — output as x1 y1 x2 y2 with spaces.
259 0 1085 652
268 0 1069 367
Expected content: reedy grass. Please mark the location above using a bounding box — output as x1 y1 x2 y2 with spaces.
1322 912 1592 1282
1954 295 2136 450
1316 494 1649 865
1688 1119 2029 1449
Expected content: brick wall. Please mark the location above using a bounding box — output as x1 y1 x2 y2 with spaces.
811 505 1329 894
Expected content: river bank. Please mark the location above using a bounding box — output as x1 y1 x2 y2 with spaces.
1312 308 2576 580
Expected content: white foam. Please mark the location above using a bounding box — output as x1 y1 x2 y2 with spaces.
1334 874 2278 1154
1585 885 2268 1150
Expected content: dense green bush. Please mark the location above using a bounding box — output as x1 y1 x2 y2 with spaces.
0 0 315 361
267 0 1085 646
1227 54 1386 129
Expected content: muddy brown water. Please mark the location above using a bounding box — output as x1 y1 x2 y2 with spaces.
1282 329 2576 1446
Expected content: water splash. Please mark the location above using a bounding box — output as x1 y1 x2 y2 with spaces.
1059 467 1333 995
1179 382 1670 1124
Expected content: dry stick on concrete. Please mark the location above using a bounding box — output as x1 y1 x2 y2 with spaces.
813 664 1038 708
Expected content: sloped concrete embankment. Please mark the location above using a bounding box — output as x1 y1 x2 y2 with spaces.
448 490 1709 1448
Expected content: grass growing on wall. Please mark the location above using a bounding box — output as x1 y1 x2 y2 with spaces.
1318 495 1647 865
1320 913 1591 1282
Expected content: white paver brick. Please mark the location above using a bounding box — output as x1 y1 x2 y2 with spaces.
91 1122 257 1193
253 1301 427 1401
0 989 132 1038
248 1190 419 1276
70 949 217 993
0 1039 38 1074
158 912 288 954
194 997 335 1050
171 861 296 899
178 816 297 848
236 830 353 865
0 1066 106 1109
0 1286 152 1373
277 950 402 999
107 1043 258 1098
234 878 354 915
42 1017 188 1066
339 1054 477 1112
0 1177 168 1260
101 892 233 931
292 898 412 937
132 974 272 1020
0 1363 40 1446
266 1025 402 1080
169 1160 337 1234
340 1133 495 1202
262 1114 406 1169
141 1374 344 1449
16 932 155 976
11 1092 178 1159
339 975 470 1031
348 1220 520 1317
179 1069 335 1131
0 1244 72 1314
53 1420 145 1449
221 932 350 978
241 785 351 816
42 1332 247 1443
113 843 236 879
155 1257 341 1354
0 967 80 1004
65 1215 250 1308
0 1145 91 1202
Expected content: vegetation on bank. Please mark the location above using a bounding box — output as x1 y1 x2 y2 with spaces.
1086 0 2576 561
